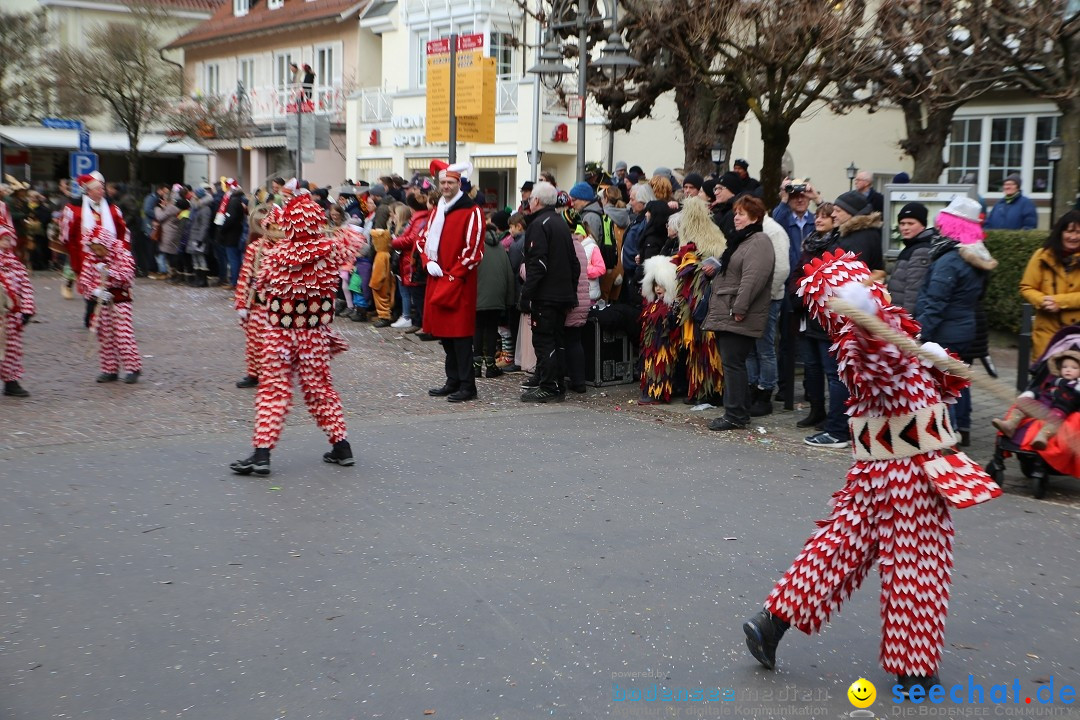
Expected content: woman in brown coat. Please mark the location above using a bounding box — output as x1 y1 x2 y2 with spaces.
1020 210 1080 358
701 195 775 430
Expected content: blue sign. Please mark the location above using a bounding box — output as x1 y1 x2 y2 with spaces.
79 129 91 152
42 117 84 131
69 152 98 178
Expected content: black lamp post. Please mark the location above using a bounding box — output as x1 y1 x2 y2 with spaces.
1047 136 1065 227
711 143 728 177
846 162 858 191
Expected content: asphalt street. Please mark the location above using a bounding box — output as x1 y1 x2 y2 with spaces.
1 276 1078 720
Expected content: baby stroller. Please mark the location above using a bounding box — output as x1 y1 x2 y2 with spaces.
985 324 1080 499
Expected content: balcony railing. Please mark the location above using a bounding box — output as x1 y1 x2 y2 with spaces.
355 87 393 123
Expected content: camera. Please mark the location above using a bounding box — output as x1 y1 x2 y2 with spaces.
785 183 808 195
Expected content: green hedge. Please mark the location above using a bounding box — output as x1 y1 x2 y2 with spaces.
983 230 1046 334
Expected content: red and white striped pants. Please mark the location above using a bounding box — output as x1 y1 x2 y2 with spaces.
764 458 953 676
1 313 24 382
242 304 268 379
252 326 348 449
95 302 141 375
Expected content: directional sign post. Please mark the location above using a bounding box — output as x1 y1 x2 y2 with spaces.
44 118 94 179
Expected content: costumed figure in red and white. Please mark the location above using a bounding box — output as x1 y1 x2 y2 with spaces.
232 204 281 389
78 224 141 384
421 161 485 403
60 172 129 327
1 201 35 397
741 250 1002 697
229 180 365 477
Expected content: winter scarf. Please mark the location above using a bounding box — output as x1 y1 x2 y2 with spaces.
719 221 763 275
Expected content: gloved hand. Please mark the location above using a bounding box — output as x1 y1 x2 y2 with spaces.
426 261 444 278
834 281 877 316
94 262 108 273
518 298 532 314
93 288 113 303
237 308 249 324
920 342 949 361
21 313 32 326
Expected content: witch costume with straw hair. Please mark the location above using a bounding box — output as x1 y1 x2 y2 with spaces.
639 255 680 403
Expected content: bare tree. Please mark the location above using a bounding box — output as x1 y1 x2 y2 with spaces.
50 12 180 184
625 0 878 206
0 9 53 125
987 0 1080 217
836 0 1017 183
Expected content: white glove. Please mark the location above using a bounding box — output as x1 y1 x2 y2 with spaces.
237 308 249 324
920 342 949 361
93 288 113 303
834 281 877 316
426 261 444 278
94 262 107 273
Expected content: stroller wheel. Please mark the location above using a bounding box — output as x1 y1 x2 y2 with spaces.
1031 471 1049 499
985 461 1004 485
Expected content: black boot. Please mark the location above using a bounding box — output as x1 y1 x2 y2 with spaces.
123 370 140 384
447 382 478 403
3 380 29 397
428 380 460 397
323 440 355 466
472 356 484 379
749 386 774 417
796 402 826 428
743 608 789 670
236 375 258 388
230 447 270 475
484 357 503 378
896 674 942 699
96 372 119 383
195 269 209 287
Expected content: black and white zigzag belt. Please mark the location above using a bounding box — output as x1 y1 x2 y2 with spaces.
849 403 957 460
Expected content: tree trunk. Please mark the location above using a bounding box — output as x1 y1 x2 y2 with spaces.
758 120 791 210
126 129 140 186
1055 97 1080 224
675 81 746 177
899 100 957 184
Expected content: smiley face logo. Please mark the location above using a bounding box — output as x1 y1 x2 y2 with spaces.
848 678 876 708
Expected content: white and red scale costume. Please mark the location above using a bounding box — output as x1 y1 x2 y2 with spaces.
1 203 35 384
248 192 364 450
77 225 141 378
762 250 1001 677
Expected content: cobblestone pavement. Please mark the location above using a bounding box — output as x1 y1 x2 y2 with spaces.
3 273 1077 504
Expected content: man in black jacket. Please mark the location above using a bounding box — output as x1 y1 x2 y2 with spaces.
216 179 246 288
519 181 580 402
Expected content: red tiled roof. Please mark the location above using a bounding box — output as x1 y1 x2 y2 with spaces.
167 0 369 49
142 0 223 11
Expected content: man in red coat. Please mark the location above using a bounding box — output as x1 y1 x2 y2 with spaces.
60 173 129 327
422 162 485 403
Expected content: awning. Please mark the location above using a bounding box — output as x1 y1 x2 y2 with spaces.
357 157 393 170
471 155 516 169
406 155 447 171
0 125 211 155
203 135 285 150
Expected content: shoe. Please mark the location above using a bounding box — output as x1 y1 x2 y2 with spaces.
373 318 392 328
3 380 29 397
484 360 504 378
404 325 421 334
749 386 774 417
230 448 270 476
804 431 849 448
521 376 540 389
350 310 369 322
708 416 746 431
958 430 971 447
236 375 258 389
521 387 563 403
334 298 347 313
743 609 789 670
1031 422 1058 451
60 281 74 300
447 385 478 403
895 675 941 699
472 357 484 379
428 381 460 397
638 394 659 405
417 332 437 341
390 316 413 329
505 364 522 373
123 370 140 384
96 372 119 383
570 384 587 394
796 404 826 428
323 440 355 466
992 410 1024 437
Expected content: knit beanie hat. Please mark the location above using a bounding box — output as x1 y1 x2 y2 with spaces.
683 172 704 190
568 181 595 201
490 209 511 232
897 202 928 227
834 191 871 217
701 178 718 202
716 172 742 195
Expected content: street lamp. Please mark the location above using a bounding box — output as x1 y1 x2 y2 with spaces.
529 2 639 183
846 162 858 191
711 143 728 177
1047 136 1065 226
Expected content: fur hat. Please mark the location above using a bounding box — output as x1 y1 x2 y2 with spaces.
1048 349 1080 376
641 255 678 304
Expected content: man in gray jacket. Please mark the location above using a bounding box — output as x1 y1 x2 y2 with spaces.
887 202 935 313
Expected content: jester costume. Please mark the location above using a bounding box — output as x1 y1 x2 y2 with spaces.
78 225 141 384
639 256 680 403
742 250 1002 697
230 184 365 477
673 198 726 402
233 205 279 389
1 202 35 397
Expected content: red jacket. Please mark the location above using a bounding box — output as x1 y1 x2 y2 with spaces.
60 201 129 275
421 195 484 338
391 208 430 287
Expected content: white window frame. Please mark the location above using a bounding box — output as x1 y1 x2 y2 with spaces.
268 0 284 8
236 56 256 94
414 25 451 89
274 50 298 90
203 62 221 97
313 42 342 86
233 0 249 17
489 27 517 78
